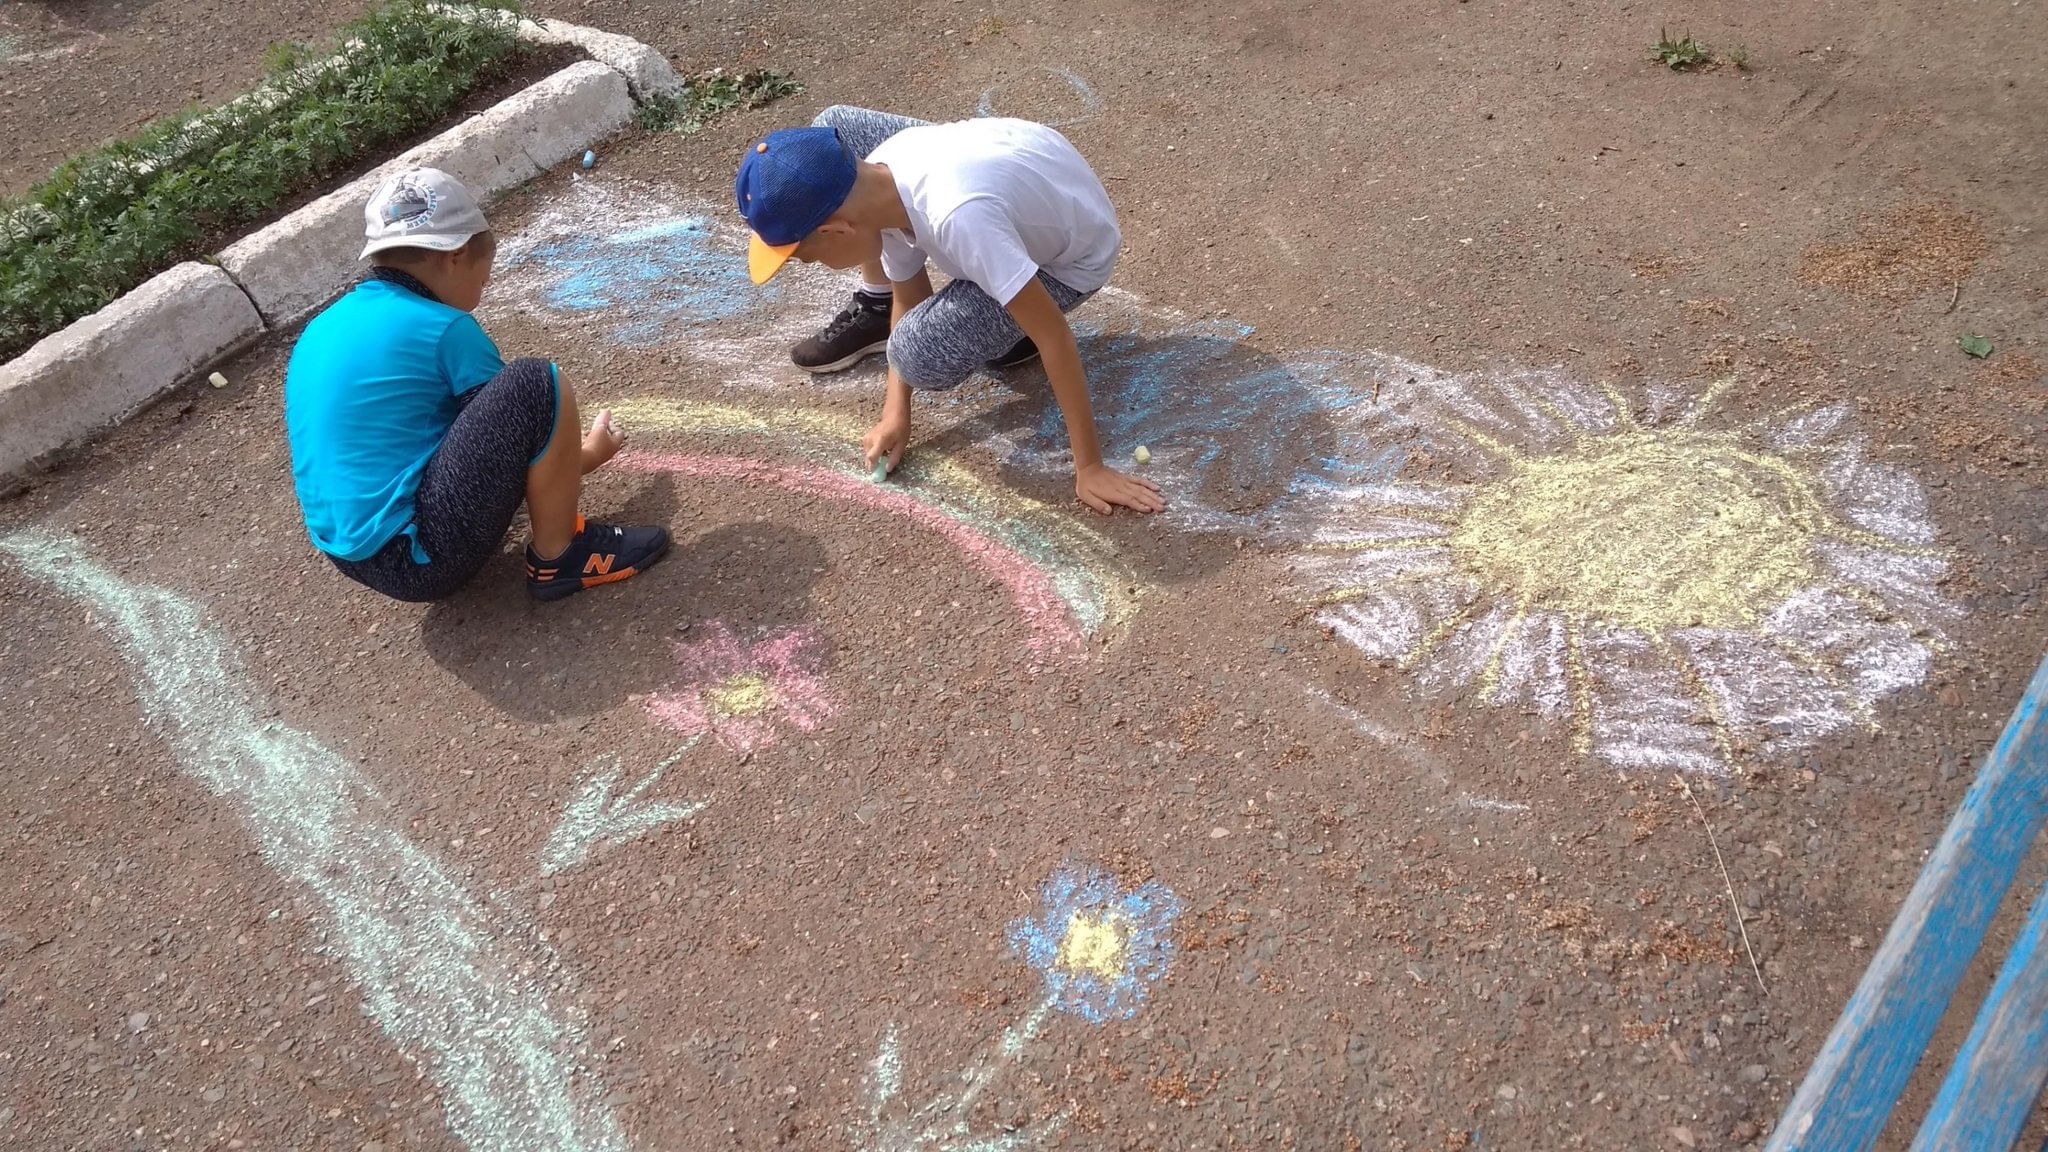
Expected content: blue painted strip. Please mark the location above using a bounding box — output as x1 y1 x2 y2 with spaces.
1768 650 2048 1152
1910 874 2048 1151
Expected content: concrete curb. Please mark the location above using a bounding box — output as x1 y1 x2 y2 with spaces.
430 3 681 100
0 11 671 479
0 263 263 475
220 60 633 327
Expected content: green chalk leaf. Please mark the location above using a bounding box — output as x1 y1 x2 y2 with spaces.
1959 334 1993 359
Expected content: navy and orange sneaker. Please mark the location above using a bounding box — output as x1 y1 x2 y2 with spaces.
526 516 671 602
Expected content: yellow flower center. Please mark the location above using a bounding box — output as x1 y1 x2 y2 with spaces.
1448 427 1827 633
1056 910 1131 979
706 673 773 717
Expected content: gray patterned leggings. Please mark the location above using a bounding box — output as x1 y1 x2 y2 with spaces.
813 104 1092 391
330 356 559 602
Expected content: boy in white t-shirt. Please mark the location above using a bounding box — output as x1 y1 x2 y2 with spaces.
735 106 1164 515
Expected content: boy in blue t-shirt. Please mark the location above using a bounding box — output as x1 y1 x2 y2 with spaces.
285 167 669 602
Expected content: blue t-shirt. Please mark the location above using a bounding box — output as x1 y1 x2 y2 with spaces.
284 280 505 563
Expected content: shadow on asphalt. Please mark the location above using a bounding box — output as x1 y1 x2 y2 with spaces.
419 493 830 722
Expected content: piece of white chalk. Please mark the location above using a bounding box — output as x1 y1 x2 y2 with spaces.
1134 445 1151 464
208 371 229 389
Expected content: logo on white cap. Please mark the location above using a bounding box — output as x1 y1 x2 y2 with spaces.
359 167 488 259
378 174 441 231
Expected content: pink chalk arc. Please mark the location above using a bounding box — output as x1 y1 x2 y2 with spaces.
620 451 1083 655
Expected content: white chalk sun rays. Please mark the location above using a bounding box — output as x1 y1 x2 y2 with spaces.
1288 367 1957 775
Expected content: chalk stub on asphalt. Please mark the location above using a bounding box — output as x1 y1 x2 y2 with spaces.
220 60 634 327
0 263 262 476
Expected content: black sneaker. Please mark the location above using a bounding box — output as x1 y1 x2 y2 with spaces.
791 291 891 373
986 335 1040 370
526 516 671 602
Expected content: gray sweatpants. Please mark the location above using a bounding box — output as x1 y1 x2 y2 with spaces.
813 105 1093 391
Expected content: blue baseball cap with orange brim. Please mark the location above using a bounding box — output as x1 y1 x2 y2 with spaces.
735 126 858 284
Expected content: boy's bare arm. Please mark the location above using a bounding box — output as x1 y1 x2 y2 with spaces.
861 270 934 471
1006 279 1165 515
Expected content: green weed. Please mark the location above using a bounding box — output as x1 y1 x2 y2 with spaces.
1651 28 1712 71
637 68 803 134
0 0 525 361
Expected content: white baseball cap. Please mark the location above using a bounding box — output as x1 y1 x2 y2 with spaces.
359 167 489 259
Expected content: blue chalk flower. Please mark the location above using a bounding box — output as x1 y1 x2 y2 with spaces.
1006 864 1184 1024
510 216 771 345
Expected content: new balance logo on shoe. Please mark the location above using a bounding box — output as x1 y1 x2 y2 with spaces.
527 519 670 602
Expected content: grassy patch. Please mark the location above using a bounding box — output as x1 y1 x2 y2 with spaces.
637 68 803 134
1650 28 1712 71
1650 28 1754 73
0 0 526 361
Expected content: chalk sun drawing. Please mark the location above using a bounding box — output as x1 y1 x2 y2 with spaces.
647 621 838 752
0 531 629 1152
1293 378 1957 775
990 289 1958 773
540 741 708 877
855 864 1183 1152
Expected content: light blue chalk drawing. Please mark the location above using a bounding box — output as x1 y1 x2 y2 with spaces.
0 530 630 1152
539 740 708 877
1005 309 1411 533
855 1004 1061 1152
1006 863 1184 1024
853 863 1181 1150
501 215 773 346
975 66 1102 129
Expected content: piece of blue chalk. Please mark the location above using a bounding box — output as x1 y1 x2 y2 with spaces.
870 458 889 484
581 150 596 170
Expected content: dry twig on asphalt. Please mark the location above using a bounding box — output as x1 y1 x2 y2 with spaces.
1677 773 1768 994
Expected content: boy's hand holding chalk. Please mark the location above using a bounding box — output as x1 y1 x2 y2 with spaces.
861 411 909 483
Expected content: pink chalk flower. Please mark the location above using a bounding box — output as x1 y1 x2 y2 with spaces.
646 622 838 753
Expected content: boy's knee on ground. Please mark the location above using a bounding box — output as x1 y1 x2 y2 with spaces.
886 328 972 393
812 105 861 130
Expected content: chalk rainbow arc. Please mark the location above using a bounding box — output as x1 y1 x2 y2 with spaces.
611 399 1142 656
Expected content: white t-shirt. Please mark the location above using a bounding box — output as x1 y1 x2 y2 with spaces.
865 118 1121 304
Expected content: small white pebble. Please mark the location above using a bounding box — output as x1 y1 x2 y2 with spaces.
207 371 229 389
1134 445 1152 464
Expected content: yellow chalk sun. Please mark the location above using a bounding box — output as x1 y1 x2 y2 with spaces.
706 673 772 717
1448 425 1828 633
1303 380 1957 771
1056 910 1131 979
